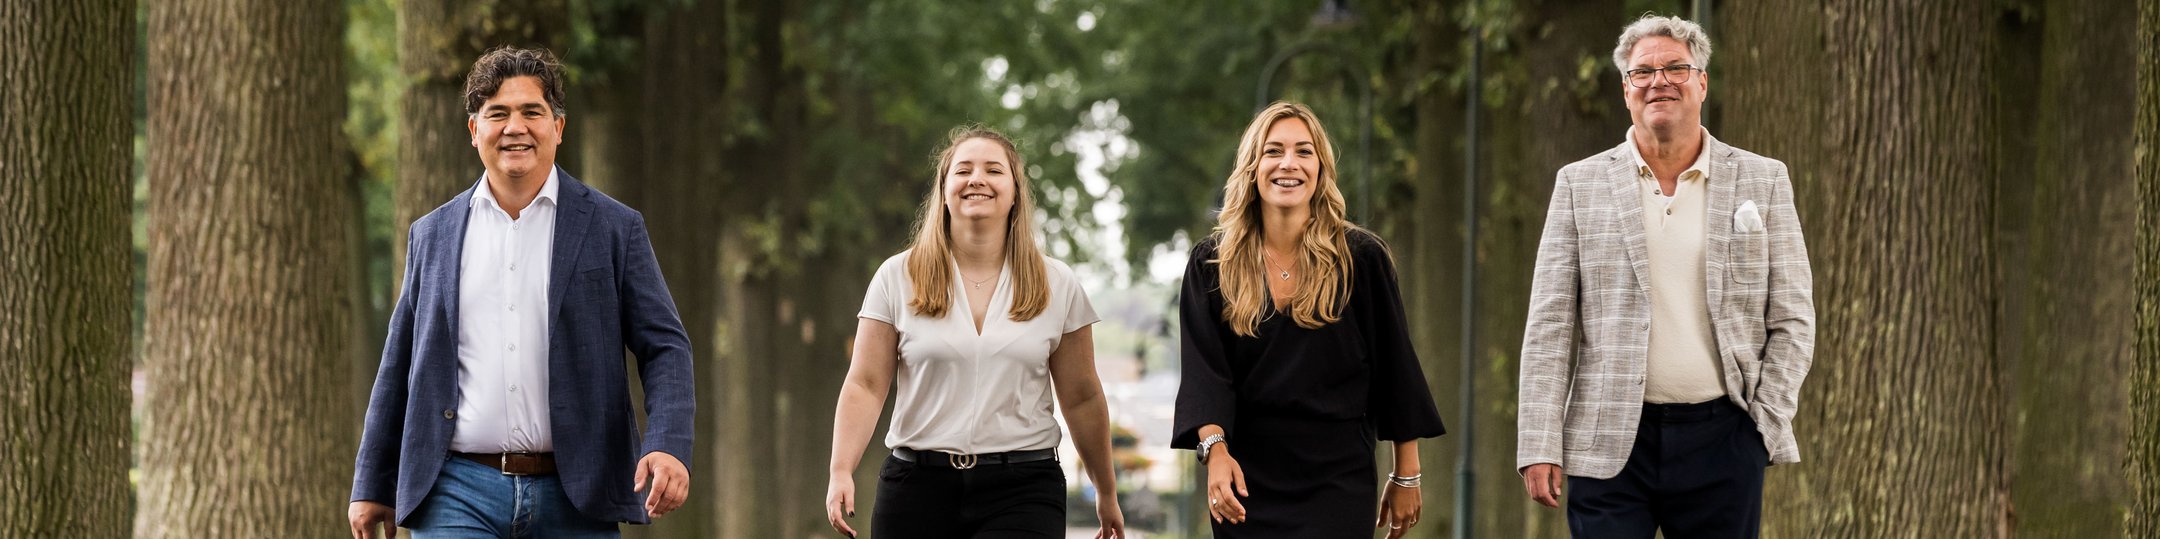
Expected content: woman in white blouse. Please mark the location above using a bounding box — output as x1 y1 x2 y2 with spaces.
824 126 1124 539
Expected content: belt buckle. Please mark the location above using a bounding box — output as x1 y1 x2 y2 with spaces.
500 453 528 476
948 452 978 470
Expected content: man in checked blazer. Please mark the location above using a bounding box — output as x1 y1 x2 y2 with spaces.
1515 15 1815 538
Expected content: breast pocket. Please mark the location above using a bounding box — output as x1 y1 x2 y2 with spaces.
575 266 618 305
1731 231 1768 284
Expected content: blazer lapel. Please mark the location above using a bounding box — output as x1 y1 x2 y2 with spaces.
1700 136 1744 393
1703 136 1738 315
1605 146 1652 295
547 172 596 326
440 180 480 342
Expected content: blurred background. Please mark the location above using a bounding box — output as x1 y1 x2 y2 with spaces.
6 0 2160 537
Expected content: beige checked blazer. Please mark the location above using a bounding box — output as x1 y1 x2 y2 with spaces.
1515 134 1816 480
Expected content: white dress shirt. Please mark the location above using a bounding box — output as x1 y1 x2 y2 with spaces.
450 167 560 453
858 252 1099 455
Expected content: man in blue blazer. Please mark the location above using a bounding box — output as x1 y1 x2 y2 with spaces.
348 46 695 538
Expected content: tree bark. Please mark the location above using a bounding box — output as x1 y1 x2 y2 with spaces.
0 0 137 536
1723 1 2010 535
1473 2 1632 536
2129 0 2160 532
1997 0 2137 535
1392 1 1467 536
616 1 730 536
394 0 568 281
139 0 364 535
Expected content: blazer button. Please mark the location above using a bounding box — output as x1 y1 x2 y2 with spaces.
444 409 455 420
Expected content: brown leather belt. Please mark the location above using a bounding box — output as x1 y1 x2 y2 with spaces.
452 452 557 476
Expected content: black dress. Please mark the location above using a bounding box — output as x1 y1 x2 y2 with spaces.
1172 229 1447 538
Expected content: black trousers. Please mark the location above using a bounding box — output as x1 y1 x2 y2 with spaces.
870 451 1066 538
1568 399 1768 539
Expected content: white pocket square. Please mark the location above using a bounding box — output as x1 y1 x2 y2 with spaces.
1734 201 1765 233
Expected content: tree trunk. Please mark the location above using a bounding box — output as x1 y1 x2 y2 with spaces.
1996 0 2137 535
1472 2 1633 537
0 0 136 536
1392 1 1467 536
617 1 730 536
394 0 568 281
2129 0 2160 532
1723 1 2010 536
139 0 363 536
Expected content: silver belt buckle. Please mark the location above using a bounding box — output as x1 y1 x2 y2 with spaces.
948 452 978 470
500 453 527 476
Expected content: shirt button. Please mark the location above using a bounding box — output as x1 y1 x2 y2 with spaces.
509 385 519 392
443 409 455 419
1665 208 1673 215
509 263 517 271
508 303 516 312
508 343 517 351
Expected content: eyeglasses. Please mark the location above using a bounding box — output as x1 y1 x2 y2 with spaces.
1624 64 1702 88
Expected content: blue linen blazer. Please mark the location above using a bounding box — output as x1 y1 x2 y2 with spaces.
350 171 695 525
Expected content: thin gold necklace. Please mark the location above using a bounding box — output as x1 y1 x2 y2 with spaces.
1262 247 1293 281
962 270 996 290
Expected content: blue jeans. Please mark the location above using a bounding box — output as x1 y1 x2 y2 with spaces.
407 456 620 538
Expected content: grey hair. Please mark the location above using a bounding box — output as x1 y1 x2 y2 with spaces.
1612 14 1712 73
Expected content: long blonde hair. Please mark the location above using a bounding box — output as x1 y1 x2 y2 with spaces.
1212 102 1359 337
904 125 1050 321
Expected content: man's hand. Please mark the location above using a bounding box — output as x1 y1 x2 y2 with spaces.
635 452 690 518
348 501 394 539
1521 463 1565 508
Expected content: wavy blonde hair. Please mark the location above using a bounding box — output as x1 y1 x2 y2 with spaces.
904 125 1050 321
1212 102 1360 337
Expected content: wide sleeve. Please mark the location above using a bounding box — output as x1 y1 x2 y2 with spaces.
1516 168 1584 472
620 214 697 468
351 227 421 503
1171 239 1238 449
1755 161 1815 465
1353 232 1446 442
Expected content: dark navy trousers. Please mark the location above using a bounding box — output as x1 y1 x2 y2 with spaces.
1567 399 1769 539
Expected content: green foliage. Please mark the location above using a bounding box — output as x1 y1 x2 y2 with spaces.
344 0 1605 279
346 0 400 311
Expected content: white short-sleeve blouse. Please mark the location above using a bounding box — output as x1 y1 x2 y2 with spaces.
858 251 1099 454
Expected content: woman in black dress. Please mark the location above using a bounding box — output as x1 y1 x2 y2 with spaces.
1173 102 1446 538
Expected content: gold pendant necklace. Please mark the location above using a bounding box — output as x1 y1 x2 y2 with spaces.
1263 248 1292 281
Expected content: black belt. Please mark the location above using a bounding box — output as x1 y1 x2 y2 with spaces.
892 447 1056 469
1641 399 1742 423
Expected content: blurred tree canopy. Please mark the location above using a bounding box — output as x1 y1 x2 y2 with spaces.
23 0 2134 536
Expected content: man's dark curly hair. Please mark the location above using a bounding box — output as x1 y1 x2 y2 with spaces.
463 46 567 118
